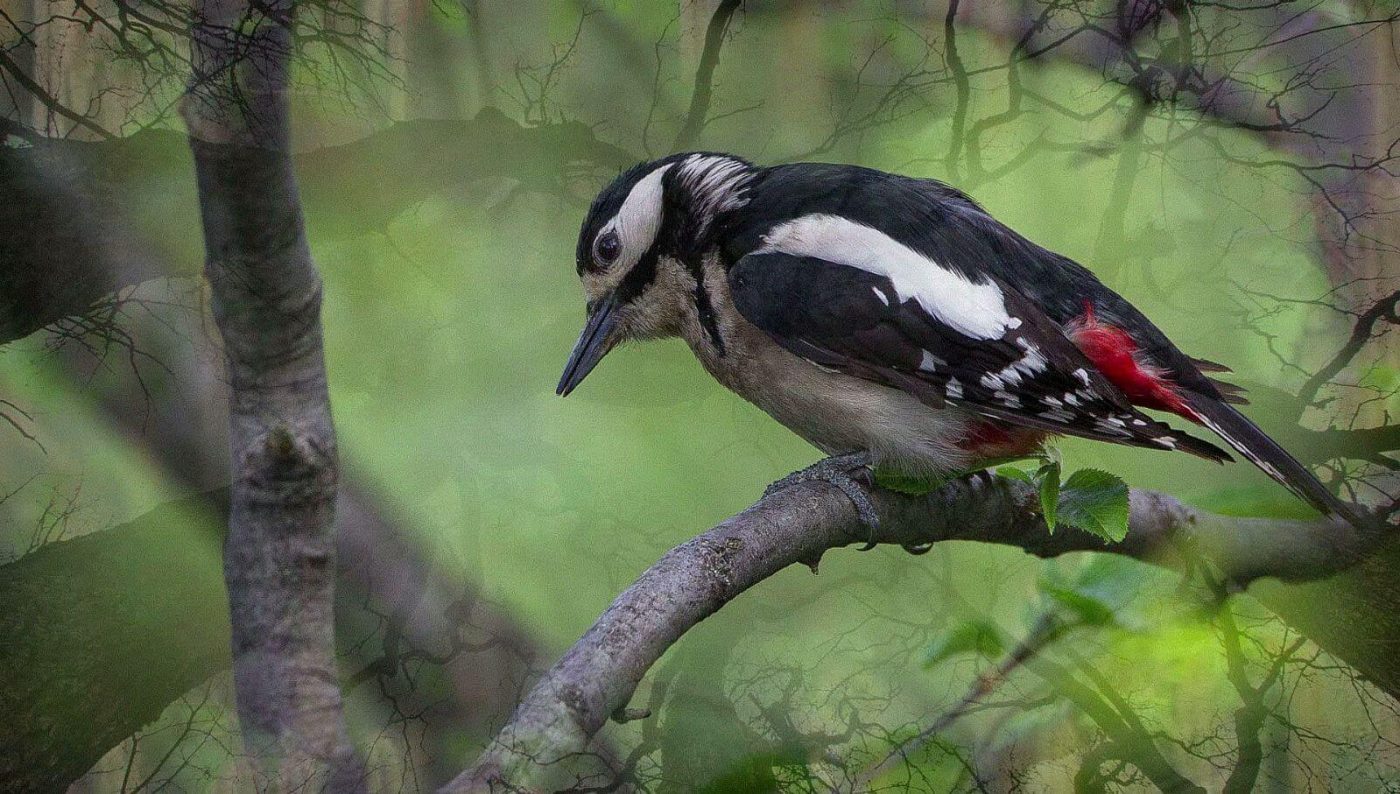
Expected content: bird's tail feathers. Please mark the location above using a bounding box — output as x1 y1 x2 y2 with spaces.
1167 428 1234 464
1183 394 1368 528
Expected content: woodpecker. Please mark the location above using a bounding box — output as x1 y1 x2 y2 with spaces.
557 152 1364 527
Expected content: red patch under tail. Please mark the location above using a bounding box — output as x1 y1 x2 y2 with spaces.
956 421 1046 459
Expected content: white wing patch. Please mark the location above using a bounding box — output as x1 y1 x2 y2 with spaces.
758 214 1016 340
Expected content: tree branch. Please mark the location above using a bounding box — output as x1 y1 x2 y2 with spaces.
0 493 229 793
672 0 742 150
0 111 633 348
1297 288 1400 407
440 474 1390 792
857 611 1063 788
0 48 118 140
0 482 539 793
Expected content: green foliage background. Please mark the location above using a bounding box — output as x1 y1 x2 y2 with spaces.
1 2 1394 790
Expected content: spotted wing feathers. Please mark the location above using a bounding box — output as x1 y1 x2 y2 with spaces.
729 252 1232 462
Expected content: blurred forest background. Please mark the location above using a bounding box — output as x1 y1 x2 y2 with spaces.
1 0 1398 791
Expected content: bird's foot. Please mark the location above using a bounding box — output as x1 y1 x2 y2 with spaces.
764 452 881 548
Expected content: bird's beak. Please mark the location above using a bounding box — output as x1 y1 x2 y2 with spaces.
556 293 620 397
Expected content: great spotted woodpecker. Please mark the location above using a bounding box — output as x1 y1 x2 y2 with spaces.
557 152 1364 527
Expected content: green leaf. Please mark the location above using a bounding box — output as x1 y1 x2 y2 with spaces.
976 452 1051 471
996 465 1033 482
1036 555 1160 633
1038 460 1061 531
922 620 1006 668
1057 468 1131 542
873 467 947 495
1042 585 1117 627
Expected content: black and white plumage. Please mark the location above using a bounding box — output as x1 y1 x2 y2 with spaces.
557 152 1364 526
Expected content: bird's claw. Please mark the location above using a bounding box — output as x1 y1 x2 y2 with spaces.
764 452 880 548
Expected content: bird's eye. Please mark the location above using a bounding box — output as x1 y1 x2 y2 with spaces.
595 231 622 264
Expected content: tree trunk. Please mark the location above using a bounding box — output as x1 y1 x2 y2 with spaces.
183 0 363 786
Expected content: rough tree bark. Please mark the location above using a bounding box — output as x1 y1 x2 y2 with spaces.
441 475 1391 792
181 0 363 787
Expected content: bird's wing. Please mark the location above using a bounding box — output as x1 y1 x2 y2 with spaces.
728 246 1231 461
735 166 1235 400
727 173 1360 523
896 176 1236 398
883 183 1361 520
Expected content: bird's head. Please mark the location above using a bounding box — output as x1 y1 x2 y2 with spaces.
556 152 753 396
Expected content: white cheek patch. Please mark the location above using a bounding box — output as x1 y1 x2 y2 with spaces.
603 163 674 267
758 214 1015 340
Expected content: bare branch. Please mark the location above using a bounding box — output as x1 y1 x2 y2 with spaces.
857 611 1063 787
441 474 1389 791
0 48 117 139
1297 289 1400 407
672 0 742 150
